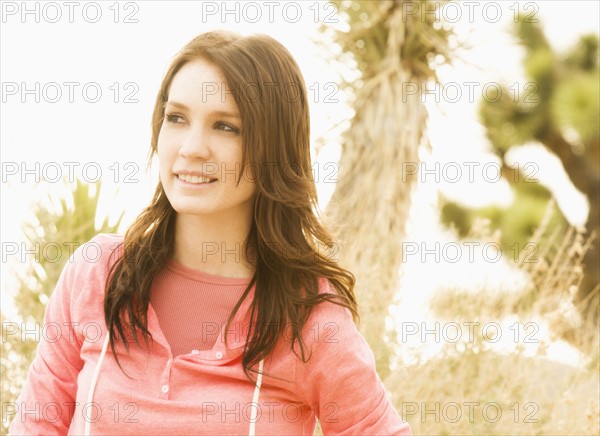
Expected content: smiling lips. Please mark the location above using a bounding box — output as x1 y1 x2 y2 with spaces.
177 173 218 184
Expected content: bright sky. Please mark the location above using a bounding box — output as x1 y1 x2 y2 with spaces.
1 1 599 366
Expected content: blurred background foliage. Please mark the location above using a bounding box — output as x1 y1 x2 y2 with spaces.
1 181 123 434
322 0 598 434
2 1 598 435
441 13 600 316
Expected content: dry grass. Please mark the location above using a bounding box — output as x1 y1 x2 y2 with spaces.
386 201 599 435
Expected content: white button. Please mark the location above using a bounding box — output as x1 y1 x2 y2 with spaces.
191 349 199 355
161 384 169 394
215 351 223 359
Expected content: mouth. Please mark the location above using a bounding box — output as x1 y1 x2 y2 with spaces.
176 174 218 184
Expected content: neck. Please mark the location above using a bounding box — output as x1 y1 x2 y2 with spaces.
172 211 255 279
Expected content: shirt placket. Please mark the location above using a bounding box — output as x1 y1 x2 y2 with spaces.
159 356 173 398
147 283 256 399
148 302 176 399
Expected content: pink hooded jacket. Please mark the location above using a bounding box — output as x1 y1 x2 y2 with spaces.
8 233 412 435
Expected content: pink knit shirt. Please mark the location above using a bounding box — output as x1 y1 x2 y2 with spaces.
8 233 412 435
150 259 250 357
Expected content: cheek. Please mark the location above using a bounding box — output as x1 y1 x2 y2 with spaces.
156 143 173 182
156 127 166 153
156 120 174 149
157 131 173 162
241 172 257 195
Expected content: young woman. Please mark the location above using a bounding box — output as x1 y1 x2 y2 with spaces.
10 30 412 435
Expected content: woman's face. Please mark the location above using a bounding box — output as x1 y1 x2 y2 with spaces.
157 59 256 222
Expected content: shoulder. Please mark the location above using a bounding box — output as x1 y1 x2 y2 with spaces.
41 234 125 336
311 276 356 324
86 232 125 258
69 233 124 273
292 278 374 392
293 277 358 354
59 233 124 305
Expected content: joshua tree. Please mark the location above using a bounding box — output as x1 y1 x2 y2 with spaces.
323 0 453 379
443 17 600 326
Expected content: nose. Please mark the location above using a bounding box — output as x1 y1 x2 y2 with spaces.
178 124 211 159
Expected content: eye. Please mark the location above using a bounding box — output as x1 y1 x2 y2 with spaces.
215 122 240 134
165 113 185 124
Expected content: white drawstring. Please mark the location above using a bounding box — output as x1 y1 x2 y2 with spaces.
84 331 110 436
248 359 264 436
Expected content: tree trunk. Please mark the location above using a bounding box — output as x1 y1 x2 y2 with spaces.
325 64 426 379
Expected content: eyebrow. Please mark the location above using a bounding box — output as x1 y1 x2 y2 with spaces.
164 100 240 119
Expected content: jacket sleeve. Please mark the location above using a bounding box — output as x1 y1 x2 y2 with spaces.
295 279 412 435
8 244 89 435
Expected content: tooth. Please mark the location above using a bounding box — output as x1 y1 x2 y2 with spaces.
178 174 216 184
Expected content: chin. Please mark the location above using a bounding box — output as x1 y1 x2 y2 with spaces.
170 203 216 216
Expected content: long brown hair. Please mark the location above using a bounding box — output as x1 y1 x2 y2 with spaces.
104 30 358 382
